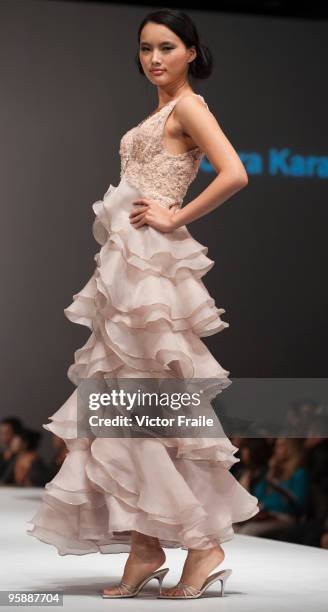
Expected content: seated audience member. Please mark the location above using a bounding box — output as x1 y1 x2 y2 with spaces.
266 421 328 546
320 523 328 549
0 428 48 487
47 434 68 480
303 418 328 520
234 438 310 536
0 417 24 478
231 437 272 486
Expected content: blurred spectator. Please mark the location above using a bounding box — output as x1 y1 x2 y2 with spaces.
320 525 328 548
230 437 272 486
234 438 310 536
47 434 68 480
303 417 328 520
0 428 48 487
265 421 328 547
0 417 24 478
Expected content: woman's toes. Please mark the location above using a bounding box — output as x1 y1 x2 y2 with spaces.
160 588 172 597
160 586 183 597
102 586 121 596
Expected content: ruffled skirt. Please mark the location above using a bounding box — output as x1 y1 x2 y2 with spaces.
26 176 259 555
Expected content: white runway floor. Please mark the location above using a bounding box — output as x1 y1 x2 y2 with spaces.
0 486 327 611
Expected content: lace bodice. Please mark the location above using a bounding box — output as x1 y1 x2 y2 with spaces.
119 93 209 208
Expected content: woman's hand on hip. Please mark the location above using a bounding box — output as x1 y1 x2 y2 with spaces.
129 198 179 233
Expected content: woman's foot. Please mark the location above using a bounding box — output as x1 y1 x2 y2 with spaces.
102 532 166 597
159 544 225 598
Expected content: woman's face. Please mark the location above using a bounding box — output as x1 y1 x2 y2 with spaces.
10 435 24 453
273 438 289 460
139 22 196 86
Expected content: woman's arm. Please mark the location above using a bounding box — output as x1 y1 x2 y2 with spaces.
171 95 248 230
266 468 310 515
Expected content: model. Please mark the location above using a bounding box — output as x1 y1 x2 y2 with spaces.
27 8 259 600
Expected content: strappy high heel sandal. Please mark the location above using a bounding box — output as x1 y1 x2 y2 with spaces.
157 568 232 599
101 567 169 598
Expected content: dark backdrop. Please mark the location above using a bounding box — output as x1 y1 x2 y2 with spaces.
1 0 327 449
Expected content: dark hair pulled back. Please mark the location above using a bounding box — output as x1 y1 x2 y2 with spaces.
135 9 213 80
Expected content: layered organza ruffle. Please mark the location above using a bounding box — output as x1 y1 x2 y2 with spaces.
26 177 259 555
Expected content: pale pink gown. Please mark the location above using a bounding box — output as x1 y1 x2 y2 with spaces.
26 93 259 555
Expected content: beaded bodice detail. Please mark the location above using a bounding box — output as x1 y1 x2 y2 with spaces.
119 93 209 208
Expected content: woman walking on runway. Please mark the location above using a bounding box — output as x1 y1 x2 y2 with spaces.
27 8 259 600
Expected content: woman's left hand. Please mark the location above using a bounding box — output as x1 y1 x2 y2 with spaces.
129 198 179 233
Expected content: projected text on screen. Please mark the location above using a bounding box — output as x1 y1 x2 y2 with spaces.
201 148 328 178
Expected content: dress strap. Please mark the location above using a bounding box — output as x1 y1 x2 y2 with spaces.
169 92 209 110
158 92 209 130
